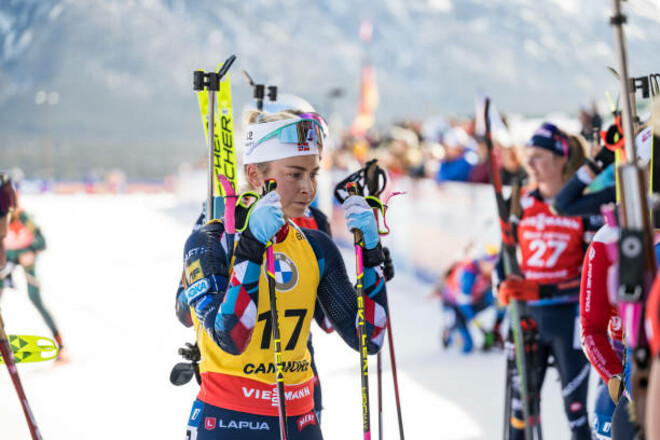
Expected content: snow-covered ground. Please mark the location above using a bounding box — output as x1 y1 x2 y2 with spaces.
0 194 597 439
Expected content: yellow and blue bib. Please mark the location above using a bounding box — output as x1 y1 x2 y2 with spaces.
193 222 320 416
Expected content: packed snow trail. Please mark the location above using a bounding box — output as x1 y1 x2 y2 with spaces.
0 194 593 439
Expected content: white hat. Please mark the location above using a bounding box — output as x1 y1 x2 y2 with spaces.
243 117 323 165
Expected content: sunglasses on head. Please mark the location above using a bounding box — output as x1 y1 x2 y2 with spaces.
254 118 325 150
298 112 330 139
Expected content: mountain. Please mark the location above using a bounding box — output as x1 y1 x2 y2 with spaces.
1 0 659 178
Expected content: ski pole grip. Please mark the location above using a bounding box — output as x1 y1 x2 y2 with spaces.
346 181 359 197
262 179 277 196
346 182 364 245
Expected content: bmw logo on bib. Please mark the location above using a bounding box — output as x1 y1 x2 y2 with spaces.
266 252 299 292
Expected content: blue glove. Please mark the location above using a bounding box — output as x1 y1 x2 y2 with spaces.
343 195 379 249
248 191 286 244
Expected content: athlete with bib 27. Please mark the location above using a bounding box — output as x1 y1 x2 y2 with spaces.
498 123 599 439
180 110 389 439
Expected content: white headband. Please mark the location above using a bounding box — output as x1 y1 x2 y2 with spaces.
243 117 320 165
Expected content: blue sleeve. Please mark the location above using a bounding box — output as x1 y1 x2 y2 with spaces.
553 175 616 217
182 221 263 355
176 276 193 327
175 205 210 328
588 164 616 193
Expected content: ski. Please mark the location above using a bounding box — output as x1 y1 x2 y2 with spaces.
215 58 239 231
194 55 236 220
216 59 237 197
0 310 43 439
1 349 59 365
1 335 59 363
7 334 58 355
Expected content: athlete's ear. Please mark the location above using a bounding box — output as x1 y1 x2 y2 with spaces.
245 164 262 190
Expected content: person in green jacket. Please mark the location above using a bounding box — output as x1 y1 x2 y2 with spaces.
1 193 68 362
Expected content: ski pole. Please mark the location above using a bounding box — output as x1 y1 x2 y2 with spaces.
364 162 384 440
364 160 405 440
347 181 372 440
482 97 538 439
377 351 383 440
386 318 405 439
262 179 289 440
0 309 42 440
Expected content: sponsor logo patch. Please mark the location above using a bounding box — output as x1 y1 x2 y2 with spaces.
263 252 299 292
242 385 311 407
186 278 210 301
186 260 204 284
218 419 270 430
243 360 310 375
204 417 216 430
185 247 204 262
519 212 581 231
297 411 317 431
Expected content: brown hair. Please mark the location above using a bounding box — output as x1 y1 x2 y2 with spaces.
563 134 587 182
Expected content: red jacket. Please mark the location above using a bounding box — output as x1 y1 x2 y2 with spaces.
580 224 625 383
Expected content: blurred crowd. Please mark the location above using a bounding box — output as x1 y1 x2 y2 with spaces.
328 104 606 187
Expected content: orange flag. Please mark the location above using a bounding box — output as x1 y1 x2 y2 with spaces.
351 64 379 137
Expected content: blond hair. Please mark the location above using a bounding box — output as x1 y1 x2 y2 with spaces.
242 110 323 190
563 134 587 182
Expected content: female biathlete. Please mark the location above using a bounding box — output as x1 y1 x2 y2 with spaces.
497 123 597 439
178 110 389 439
174 105 336 425
578 207 658 439
0 191 67 360
175 195 335 425
554 116 654 438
